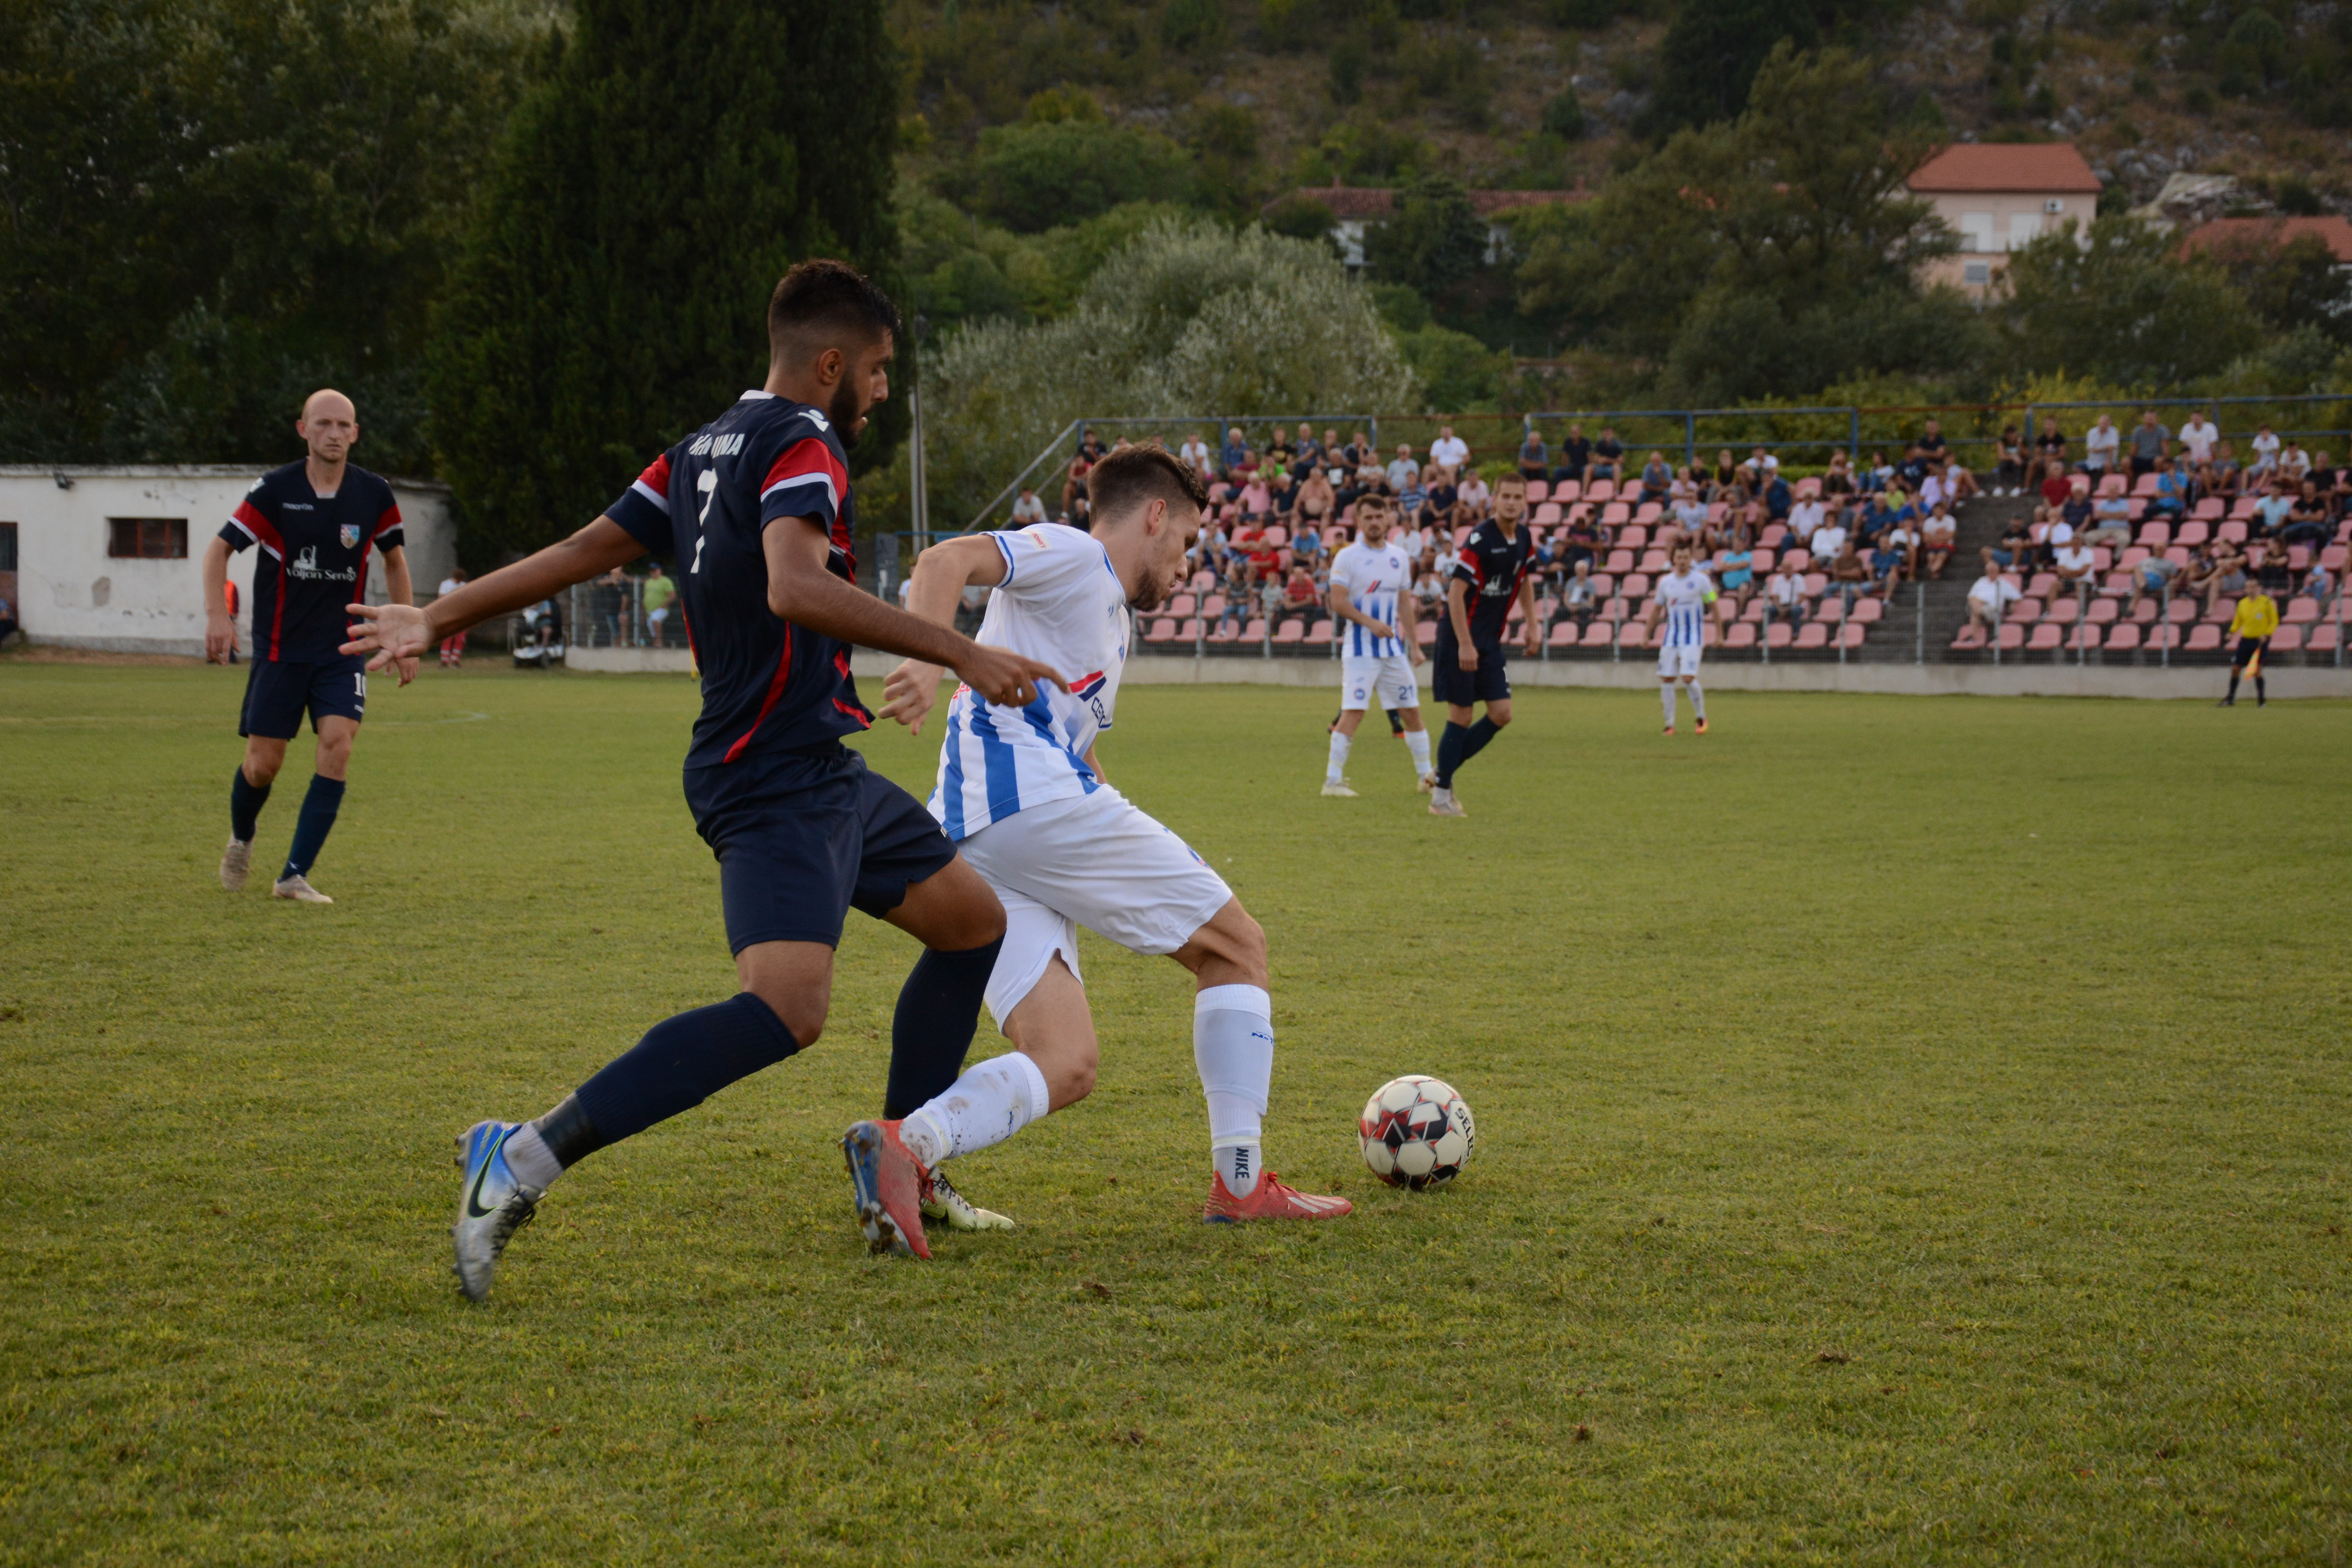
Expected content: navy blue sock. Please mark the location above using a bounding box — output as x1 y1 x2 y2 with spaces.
572 992 799 1148
883 936 1004 1118
230 767 271 842
1459 716 1503 765
1435 722 1468 789
280 774 345 881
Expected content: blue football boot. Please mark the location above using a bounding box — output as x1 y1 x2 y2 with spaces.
451 1120 541 1302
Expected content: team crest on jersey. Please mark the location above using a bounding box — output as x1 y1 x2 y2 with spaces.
339 523 361 549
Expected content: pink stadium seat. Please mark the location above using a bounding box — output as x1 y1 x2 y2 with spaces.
1264 525 1287 547
1622 573 1651 599
1602 502 1632 526
1996 624 2025 650
1765 622 1793 648
1814 596 1845 624
1177 617 1202 642
1750 548 1775 572
2203 597 2234 624
2105 622 2142 652
1739 597 1766 622
2284 597 2318 624
1802 573 1827 596
1601 596 1629 621
2027 623 2063 652
1554 481 1581 503
1190 569 1215 591
1579 621 1613 648
2166 597 2196 624
2068 624 2102 651
2308 623 2341 653
1795 476 1821 499
2288 545 2311 570
2176 521 2210 547
1794 623 1829 649
1620 523 1649 549
1526 480 1549 503
2132 472 2161 496
1306 619 1334 644
2190 498 2224 521
2229 496 2261 520
2269 624 2304 652
2136 521 2172 548
2119 547 2149 569
2047 596 2080 625
1605 549 1634 573
1546 621 1577 647
2008 597 2042 624
1272 620 1304 644
1201 593 1226 618
1725 622 1757 648
1838 623 1866 649
1635 502 1664 524
2026 572 2057 597
1587 479 1617 502
1416 620 1437 646
1639 550 1668 573
2092 547 2113 572
2217 521 2247 544
1783 549 1812 573
1145 617 1179 641
2086 598 2118 624
1702 623 1721 647
2163 545 2191 567
2330 546 2352 571
2097 474 2127 496
2129 599 2158 623
1590 573 1617 596
2185 625 2221 651
1534 502 1563 526
1166 593 1196 619
1453 526 1473 546
1951 624 1987 650
1759 524 1788 548
2100 572 2133 597
1852 597 1884 624
1206 618 1241 643
1618 621 1648 647
2146 624 2182 651
2028 522 2050 545
1707 502 1730 522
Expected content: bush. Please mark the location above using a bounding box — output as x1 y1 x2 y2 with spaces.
1542 90 1588 139
961 120 1197 233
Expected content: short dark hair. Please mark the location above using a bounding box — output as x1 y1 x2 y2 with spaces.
768 260 901 362
1086 441 1208 525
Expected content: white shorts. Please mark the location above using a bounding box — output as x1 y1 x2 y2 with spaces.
1340 652 1419 712
955 785 1234 1027
1657 643 1702 679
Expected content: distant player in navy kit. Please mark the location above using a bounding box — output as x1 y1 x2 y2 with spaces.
204 389 416 903
343 261 1064 1297
1428 474 1537 817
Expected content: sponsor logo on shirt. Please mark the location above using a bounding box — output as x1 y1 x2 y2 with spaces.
287 545 358 584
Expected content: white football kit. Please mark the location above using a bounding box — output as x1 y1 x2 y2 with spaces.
1328 539 1419 712
1654 566 1714 679
928 524 1232 1025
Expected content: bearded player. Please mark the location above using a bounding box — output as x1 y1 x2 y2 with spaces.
1643 541 1715 735
1321 493 1431 796
853 443 1353 1250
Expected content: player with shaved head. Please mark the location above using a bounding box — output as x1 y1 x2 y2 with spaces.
204 388 415 902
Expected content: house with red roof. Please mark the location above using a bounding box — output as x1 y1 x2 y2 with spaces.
1904 143 2102 297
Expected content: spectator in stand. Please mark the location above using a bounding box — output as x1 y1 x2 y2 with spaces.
2303 554 2336 609
1264 426 1296 474
1826 539 1871 608
1638 451 1673 504
1218 564 1251 633
1868 535 1906 597
1292 423 1320 474
2253 482 2294 538
1806 507 1847 564
1239 469 1272 522
1920 502 1958 578
1062 451 1096 515
1864 449 1896 492
2280 480 2333 548
1423 464 1459 521
2201 540 2249 615
2127 552 2183 616
2050 533 2096 597
2207 439 2242 496
1010 485 1048 527
2038 457 2074 510
1412 563 1446 621
1717 541 1756 611
2084 486 2132 548
1387 443 1421 493
2034 419 2070 470
1822 449 1858 496
1179 431 1214 476
2279 440 2311 484
2251 539 2295 601
1883 511 1920 576
1920 465 1955 514
1561 511 1602 568
1457 467 1490 517
2247 423 2280 479
1710 448 1740 495
2128 410 2170 477
1561 559 1599 627
1908 418 1949 473
1991 512 2033 572
1787 491 1827 550
1740 445 1780 488
1668 488 1710 552
1282 563 1318 616
1966 550 2020 632
2151 457 2191 521
1266 464 1299 522
1762 468 1793 526
1516 428 1548 484
1430 424 1470 474
2083 414 2120 479
1590 428 1626 485
1296 466 1336 533
0 589 15 646
1220 426 1248 473
1765 559 1807 628
2179 408 2219 470
1396 470 1426 530
1996 425 2027 494
1557 425 1594 487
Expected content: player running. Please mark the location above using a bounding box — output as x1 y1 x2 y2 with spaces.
1428 474 1537 817
859 443 1353 1251
1321 494 1431 797
1644 541 1715 735
342 261 1063 1297
2220 578 2278 707
203 389 416 904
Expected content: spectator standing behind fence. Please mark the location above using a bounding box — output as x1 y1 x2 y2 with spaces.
2082 415 2119 479
437 568 470 666
641 562 675 646
2129 411 2170 477
1430 425 1469 473
1180 432 1213 477
1516 428 1548 483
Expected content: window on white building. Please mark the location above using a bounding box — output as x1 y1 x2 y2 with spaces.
1958 212 1996 253
1964 261 1992 287
2007 212 2043 249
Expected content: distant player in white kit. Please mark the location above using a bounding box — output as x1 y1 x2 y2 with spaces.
1322 494 1430 797
850 443 1352 1252
1644 541 1715 735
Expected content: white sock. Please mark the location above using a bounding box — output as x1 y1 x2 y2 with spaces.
1195 983 1272 1198
1688 681 1706 720
902 1051 1051 1167
1325 730 1351 783
501 1123 563 1191
1661 683 1678 726
1405 727 1432 776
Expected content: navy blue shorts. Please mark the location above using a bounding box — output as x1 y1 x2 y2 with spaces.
1432 634 1511 707
2233 635 2269 667
239 655 368 740
684 744 958 954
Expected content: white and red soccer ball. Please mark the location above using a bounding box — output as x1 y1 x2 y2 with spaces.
1358 1075 1475 1190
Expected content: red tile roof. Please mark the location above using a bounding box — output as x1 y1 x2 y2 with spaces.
1265 182 1587 220
2180 215 2352 265
1906 143 2101 195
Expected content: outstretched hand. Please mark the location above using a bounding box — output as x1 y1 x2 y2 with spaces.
343 602 432 676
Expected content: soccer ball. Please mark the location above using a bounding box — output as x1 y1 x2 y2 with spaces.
1358 1075 1475 1190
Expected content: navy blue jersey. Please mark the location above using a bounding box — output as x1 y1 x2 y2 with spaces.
220 463 404 661
606 391 872 769
1445 519 1533 644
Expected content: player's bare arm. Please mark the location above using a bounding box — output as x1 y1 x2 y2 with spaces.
1448 579 1477 670
876 532 1013 734
1327 581 1389 640
769 522 1060 717
378 544 419 687
202 535 238 663
1518 574 1539 655
343 516 645 667
1399 590 1425 666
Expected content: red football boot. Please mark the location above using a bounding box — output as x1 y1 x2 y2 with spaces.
842 1120 932 1259
1201 1169 1353 1223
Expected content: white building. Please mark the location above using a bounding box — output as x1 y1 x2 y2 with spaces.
0 466 457 655
1905 142 2102 298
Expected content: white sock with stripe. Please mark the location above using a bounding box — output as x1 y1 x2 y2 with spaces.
901 1051 1051 1167
1325 731 1350 783
1195 983 1273 1198
1405 727 1432 776
1661 683 1678 726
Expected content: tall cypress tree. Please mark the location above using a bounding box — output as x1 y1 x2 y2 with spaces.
428 0 900 561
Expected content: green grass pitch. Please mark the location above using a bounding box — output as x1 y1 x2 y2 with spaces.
1 660 2346 1564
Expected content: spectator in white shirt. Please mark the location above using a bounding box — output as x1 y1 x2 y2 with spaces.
2279 443 2311 483
2248 425 2281 477
1967 550 2022 630
2083 415 2120 475
1806 517 1847 563
1385 444 1420 492
1765 563 1806 626
1179 433 1214 476
2178 410 2219 466
1009 486 1048 526
1787 496 1827 546
1457 470 1490 514
1920 470 1952 511
2051 539 2096 594
1429 426 1469 472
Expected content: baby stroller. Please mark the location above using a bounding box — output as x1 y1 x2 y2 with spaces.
512 598 566 668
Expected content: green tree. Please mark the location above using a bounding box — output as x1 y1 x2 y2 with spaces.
2202 231 2352 347
2217 6 2287 96
959 119 1195 233
1397 323 1511 412
1996 216 2261 389
1541 89 1587 140
1645 0 1818 133
1366 172 1486 298
429 0 900 561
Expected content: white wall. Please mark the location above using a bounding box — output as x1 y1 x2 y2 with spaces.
0 466 456 654
1916 190 2097 298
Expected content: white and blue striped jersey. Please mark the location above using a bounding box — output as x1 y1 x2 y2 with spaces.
928 524 1129 842
1655 567 1715 647
1328 539 1413 657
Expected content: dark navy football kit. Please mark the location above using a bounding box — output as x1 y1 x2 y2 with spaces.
1433 517 1534 708
220 461 404 738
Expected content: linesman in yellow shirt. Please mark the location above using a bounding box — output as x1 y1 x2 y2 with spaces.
2220 583 2279 707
